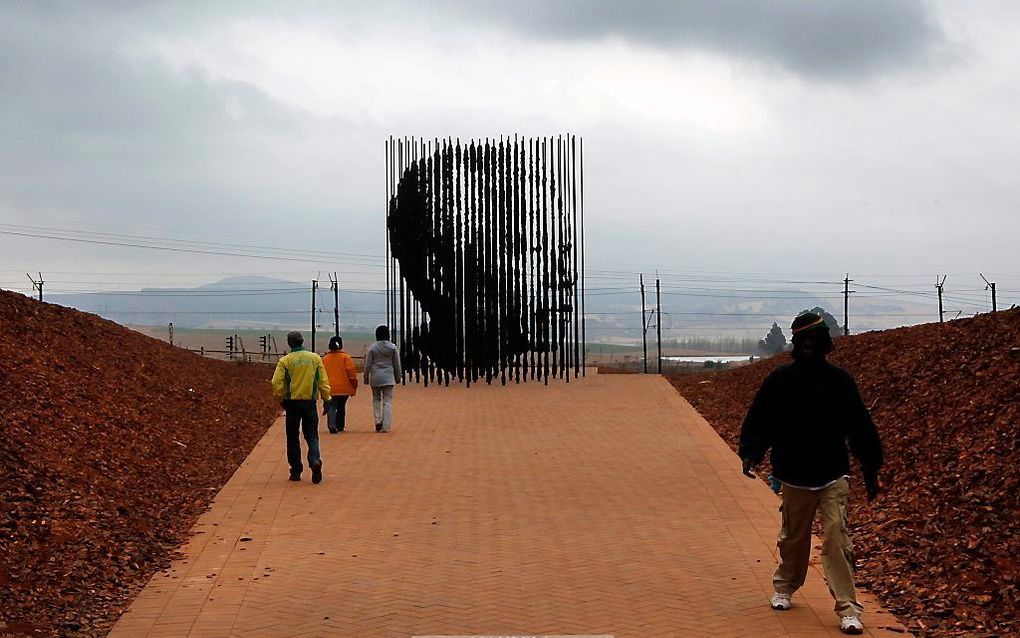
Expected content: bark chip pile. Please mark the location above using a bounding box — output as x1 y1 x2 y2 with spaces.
1 290 281 637
670 309 1020 637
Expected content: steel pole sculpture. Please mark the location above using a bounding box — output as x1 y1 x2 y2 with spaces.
386 135 585 385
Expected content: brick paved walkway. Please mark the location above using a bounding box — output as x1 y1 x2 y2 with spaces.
110 373 908 637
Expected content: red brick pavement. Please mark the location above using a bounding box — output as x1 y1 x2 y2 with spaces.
110 373 908 637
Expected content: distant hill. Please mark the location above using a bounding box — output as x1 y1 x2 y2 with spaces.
46 276 386 331
45 275 938 344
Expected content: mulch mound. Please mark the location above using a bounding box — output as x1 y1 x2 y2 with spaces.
0 291 281 637
669 309 1020 637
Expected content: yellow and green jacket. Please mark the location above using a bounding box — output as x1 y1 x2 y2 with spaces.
272 347 332 401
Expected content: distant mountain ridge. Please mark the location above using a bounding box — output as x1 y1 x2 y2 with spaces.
46 275 936 341
48 276 386 331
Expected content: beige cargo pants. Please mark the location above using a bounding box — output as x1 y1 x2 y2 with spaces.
773 478 864 619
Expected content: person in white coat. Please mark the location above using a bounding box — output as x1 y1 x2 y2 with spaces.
363 325 402 433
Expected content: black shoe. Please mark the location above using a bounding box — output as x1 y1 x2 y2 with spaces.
311 462 323 484
328 428 338 434
375 424 382 432
289 470 301 481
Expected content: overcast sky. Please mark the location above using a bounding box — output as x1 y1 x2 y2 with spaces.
1 1 1018 310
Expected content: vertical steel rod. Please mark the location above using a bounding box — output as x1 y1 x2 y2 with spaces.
580 136 586 376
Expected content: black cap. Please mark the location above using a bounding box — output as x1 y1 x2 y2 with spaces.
328 336 343 350
791 312 827 335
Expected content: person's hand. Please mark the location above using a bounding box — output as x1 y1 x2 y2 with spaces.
865 477 882 502
741 457 757 478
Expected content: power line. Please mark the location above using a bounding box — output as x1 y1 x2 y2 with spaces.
0 224 387 266
0 222 383 262
95 310 389 316
0 268 382 276
43 288 310 296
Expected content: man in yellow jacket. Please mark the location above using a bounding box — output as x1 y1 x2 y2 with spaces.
272 331 332 483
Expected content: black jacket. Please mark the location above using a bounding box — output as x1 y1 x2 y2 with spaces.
739 359 883 488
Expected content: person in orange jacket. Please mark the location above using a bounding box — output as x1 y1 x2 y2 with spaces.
322 336 358 433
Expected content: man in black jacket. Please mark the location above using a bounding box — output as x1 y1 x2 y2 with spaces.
739 312 883 636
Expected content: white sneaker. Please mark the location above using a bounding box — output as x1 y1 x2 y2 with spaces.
840 616 864 635
770 592 792 610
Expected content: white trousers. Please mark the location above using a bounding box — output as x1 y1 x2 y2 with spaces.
371 385 394 432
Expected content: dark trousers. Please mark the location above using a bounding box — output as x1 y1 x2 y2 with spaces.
282 399 321 473
326 395 349 432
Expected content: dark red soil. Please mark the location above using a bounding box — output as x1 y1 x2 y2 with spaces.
0 290 281 637
670 309 1020 638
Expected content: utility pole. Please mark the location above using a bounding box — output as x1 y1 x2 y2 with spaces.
311 279 318 352
935 275 947 323
656 276 662 374
980 273 997 312
329 272 340 337
26 273 43 302
843 274 853 336
168 322 174 346
640 274 647 373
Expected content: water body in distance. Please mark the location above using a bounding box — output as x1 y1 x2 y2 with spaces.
662 355 758 364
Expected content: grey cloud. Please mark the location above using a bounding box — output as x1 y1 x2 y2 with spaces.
0 4 375 246
431 0 948 81
3 0 1017 300
0 1 951 98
